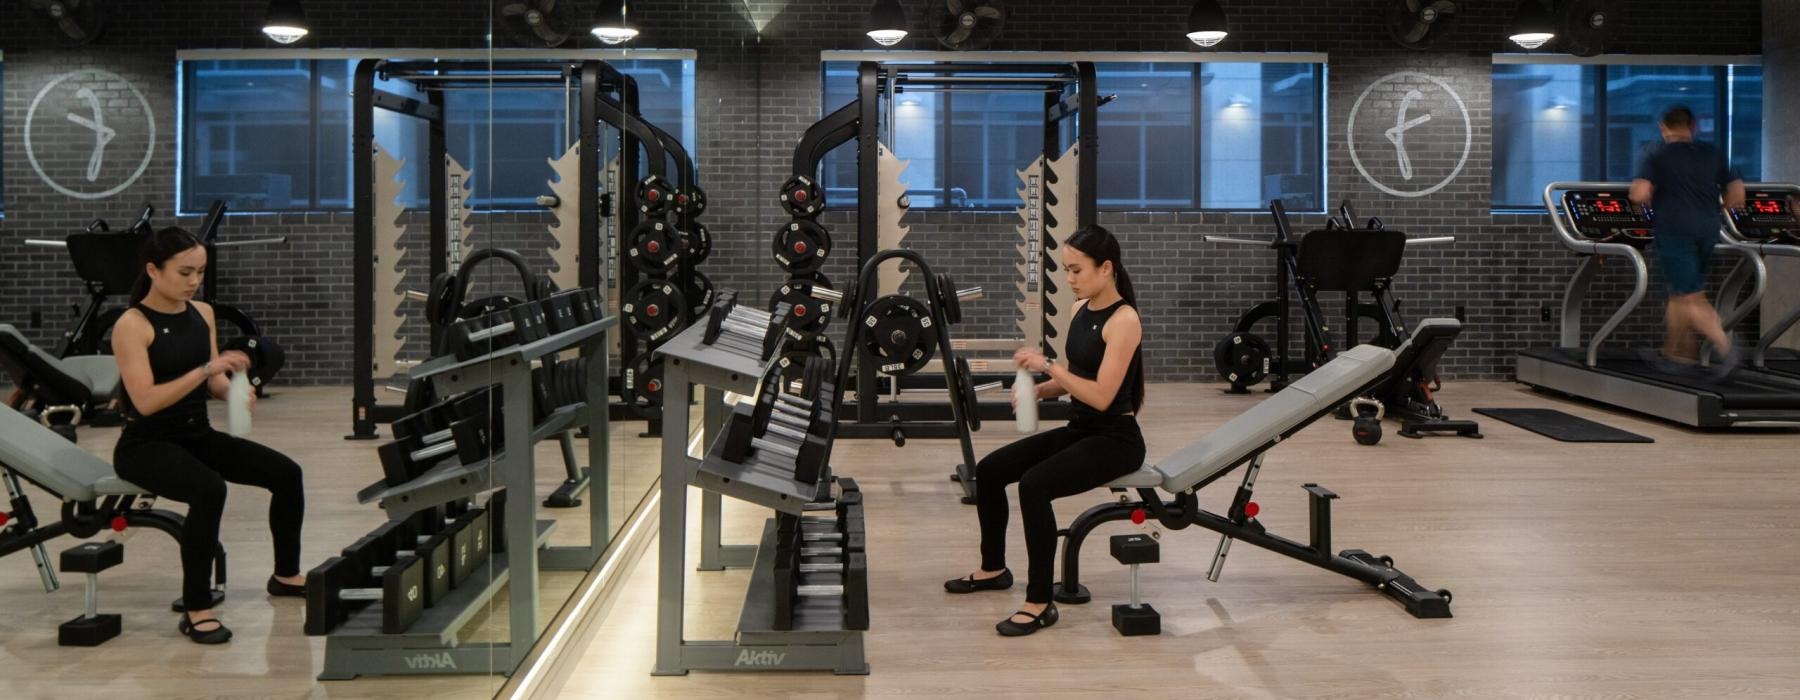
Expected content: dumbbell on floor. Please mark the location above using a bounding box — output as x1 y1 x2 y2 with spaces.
1109 533 1161 636
58 541 123 647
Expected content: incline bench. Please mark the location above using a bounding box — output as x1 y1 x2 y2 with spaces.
0 324 123 439
1054 339 1454 619
0 403 226 609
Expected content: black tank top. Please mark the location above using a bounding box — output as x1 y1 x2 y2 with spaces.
123 302 211 431
1063 299 1140 416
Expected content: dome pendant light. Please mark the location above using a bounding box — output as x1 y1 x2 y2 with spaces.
1186 0 1229 48
867 0 909 46
1508 0 1556 50
592 0 639 45
262 0 310 44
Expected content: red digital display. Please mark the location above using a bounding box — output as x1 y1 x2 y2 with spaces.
1593 199 1625 214
1751 199 1788 215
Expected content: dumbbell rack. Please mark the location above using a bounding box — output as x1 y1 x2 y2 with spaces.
317 314 616 680
652 320 869 675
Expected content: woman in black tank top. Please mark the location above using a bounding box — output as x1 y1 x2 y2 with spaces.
943 225 1148 636
110 227 308 644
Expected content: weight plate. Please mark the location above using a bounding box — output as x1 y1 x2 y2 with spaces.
779 174 825 218
682 223 713 265
686 270 717 320
677 185 707 218
769 274 834 337
459 294 525 320
956 356 979 432
858 295 937 376
622 279 687 343
803 353 833 402
774 351 812 399
1213 332 1271 388
636 175 675 217
771 219 832 275
935 272 962 325
427 272 459 329
622 355 666 419
628 221 682 274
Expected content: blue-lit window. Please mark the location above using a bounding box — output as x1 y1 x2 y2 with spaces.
820 61 1325 212
1491 63 1761 209
180 57 696 214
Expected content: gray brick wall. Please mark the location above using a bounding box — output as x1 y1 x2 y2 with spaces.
0 0 1764 383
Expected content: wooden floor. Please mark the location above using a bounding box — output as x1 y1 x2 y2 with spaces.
3 381 1798 699
552 381 1800 699
0 386 667 700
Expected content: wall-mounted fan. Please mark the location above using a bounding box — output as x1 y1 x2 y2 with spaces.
496 0 578 48
1388 0 1457 50
27 0 106 46
1557 0 1620 57
931 0 1006 51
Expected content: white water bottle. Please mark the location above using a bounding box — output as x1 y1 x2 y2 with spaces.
1013 368 1038 434
227 372 253 437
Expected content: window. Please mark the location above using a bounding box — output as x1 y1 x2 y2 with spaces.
1491 62 1762 209
179 56 696 214
819 60 1326 212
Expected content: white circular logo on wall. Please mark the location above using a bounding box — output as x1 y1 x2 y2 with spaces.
1346 71 1471 199
24 69 158 200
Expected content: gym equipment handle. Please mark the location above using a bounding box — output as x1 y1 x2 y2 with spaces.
214 236 288 248
536 195 562 208
955 286 984 301
1202 236 1269 247
1406 236 1456 246
809 287 846 303
973 381 1004 393
468 321 517 343
23 239 66 248
405 290 430 302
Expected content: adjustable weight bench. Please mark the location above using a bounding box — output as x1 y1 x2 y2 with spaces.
1054 342 1453 619
0 324 123 438
0 403 226 607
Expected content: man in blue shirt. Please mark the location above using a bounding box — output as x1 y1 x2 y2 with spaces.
1630 105 1745 378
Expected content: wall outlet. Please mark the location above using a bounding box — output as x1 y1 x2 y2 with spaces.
1539 304 1552 322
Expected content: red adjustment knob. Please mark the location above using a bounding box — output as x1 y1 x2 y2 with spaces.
647 379 663 393
1322 344 1331 352
677 194 689 205
110 516 128 532
793 242 808 255
794 190 809 202
647 241 661 254
646 304 660 317
1130 508 1146 525
794 305 808 317
647 189 661 201
1244 502 1260 518
0 512 10 526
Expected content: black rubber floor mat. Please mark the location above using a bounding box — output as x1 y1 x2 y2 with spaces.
1471 408 1653 443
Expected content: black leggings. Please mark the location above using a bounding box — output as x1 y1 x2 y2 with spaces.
976 412 1145 603
114 423 306 612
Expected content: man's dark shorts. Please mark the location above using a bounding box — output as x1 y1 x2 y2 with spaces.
1654 233 1714 296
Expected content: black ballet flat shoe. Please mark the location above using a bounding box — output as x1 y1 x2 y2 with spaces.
267 576 305 598
944 569 1013 594
178 616 233 645
996 603 1058 637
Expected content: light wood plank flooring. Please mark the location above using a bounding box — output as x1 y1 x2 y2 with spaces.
553 381 1800 699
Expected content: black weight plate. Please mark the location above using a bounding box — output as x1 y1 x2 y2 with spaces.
427 272 459 329
779 174 825 218
682 223 713 265
686 270 716 320
956 356 979 432
622 279 687 343
628 221 681 274
1213 332 1271 387
859 295 937 375
803 353 833 402
622 355 666 418
677 185 707 218
636 175 674 217
459 294 526 320
771 219 832 275
935 272 961 325
774 351 812 398
768 274 833 336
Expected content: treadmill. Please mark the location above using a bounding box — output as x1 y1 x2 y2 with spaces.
1515 182 1800 428
1722 184 1800 378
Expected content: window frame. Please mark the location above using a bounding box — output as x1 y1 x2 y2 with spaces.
1489 54 1762 214
175 48 698 216
817 51 1330 214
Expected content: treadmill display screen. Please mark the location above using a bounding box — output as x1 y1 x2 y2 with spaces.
1563 190 1653 243
1733 190 1800 243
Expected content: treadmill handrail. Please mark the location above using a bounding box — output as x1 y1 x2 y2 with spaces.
1544 181 1649 366
1721 182 1800 367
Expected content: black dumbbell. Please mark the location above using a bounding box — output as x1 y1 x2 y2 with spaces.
448 508 493 586
303 551 425 635
542 290 580 334
349 519 456 609
378 413 496 487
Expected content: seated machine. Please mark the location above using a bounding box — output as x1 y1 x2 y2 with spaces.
0 403 228 622
1055 332 1455 619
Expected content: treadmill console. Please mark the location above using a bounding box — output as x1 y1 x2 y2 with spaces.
1730 190 1800 244
1562 190 1653 244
